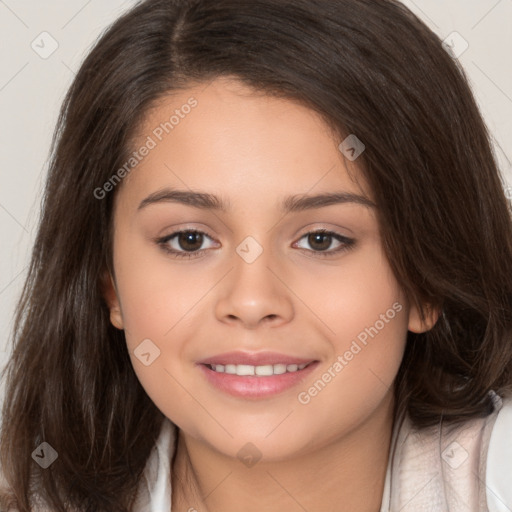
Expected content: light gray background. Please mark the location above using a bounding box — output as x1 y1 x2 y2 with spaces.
1 0 511 400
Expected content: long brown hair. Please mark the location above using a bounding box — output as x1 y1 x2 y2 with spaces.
1 0 512 510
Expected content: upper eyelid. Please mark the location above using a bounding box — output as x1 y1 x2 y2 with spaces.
159 228 215 241
292 230 353 250
158 229 217 246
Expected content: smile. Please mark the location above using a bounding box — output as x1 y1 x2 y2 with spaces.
198 360 320 399
206 362 311 376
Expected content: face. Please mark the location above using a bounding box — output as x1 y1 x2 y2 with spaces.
105 77 434 462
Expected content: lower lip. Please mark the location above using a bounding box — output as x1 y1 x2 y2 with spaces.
197 361 320 399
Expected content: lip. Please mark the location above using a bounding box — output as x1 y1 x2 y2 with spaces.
196 352 320 399
196 351 316 366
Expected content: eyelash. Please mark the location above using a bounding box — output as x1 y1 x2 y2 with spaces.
155 228 356 260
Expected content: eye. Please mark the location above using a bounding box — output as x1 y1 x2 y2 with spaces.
293 229 355 257
156 230 219 259
155 228 355 260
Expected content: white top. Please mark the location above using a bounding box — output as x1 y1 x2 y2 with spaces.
133 392 512 512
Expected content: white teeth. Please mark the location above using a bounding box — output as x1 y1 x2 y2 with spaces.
209 362 311 376
225 364 237 374
255 365 274 376
236 364 255 376
273 364 287 375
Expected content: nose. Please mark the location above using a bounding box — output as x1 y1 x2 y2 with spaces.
214 243 295 330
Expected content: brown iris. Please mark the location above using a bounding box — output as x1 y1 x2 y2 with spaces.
307 232 332 251
178 231 204 251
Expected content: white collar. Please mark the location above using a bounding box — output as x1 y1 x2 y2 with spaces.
135 417 176 511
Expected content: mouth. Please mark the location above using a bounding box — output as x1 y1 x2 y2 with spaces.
203 361 314 376
196 352 320 399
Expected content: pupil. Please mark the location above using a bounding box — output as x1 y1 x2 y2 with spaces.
309 233 331 251
179 232 203 251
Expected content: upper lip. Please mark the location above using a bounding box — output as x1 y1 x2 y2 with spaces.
197 351 317 366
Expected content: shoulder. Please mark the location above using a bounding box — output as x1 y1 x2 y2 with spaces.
486 395 512 512
383 392 512 511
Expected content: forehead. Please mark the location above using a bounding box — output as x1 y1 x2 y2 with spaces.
118 77 372 209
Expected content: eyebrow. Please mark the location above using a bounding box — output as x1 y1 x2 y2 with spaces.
137 188 376 213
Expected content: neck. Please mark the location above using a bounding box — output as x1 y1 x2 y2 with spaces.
171 391 395 512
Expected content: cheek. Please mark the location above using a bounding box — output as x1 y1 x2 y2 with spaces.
110 234 209 401
291 243 409 432
292 240 407 345
111 239 206 418
113 234 210 346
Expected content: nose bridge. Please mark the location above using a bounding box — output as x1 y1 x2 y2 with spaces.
214 235 294 328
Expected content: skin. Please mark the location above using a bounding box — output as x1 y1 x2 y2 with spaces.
104 76 438 512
